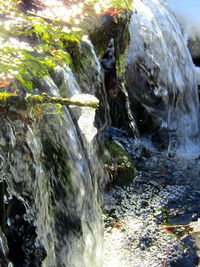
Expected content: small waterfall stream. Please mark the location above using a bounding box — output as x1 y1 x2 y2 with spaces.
125 0 200 158
0 63 107 267
102 0 200 266
0 0 200 266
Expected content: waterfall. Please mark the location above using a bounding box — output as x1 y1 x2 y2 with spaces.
0 57 107 266
1 0 200 266
125 0 200 158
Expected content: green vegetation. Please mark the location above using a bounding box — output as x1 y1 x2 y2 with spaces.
0 92 99 109
0 0 76 92
92 0 133 11
104 140 136 186
0 0 133 93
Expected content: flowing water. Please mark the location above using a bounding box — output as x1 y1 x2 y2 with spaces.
0 64 107 267
125 0 200 159
102 0 200 265
103 128 200 266
0 0 200 266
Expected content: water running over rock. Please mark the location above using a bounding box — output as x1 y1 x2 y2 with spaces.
0 0 200 266
101 0 200 266
0 58 107 266
125 0 200 158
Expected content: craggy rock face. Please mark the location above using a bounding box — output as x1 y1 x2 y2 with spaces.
125 0 199 140
0 58 107 267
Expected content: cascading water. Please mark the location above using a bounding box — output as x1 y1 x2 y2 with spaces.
102 1 200 266
0 0 200 266
125 0 200 158
0 57 108 266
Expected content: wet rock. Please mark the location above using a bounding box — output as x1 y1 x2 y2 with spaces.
0 229 11 267
104 140 136 187
0 47 107 267
125 0 199 156
5 197 46 267
188 38 200 66
90 11 134 132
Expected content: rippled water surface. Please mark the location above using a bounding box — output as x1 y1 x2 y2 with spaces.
103 133 200 267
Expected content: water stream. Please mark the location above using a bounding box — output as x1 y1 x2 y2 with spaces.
102 0 200 265
0 65 107 267
0 0 200 266
125 0 200 159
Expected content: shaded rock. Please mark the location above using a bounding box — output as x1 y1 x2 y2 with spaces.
188 38 200 64
90 11 134 133
104 140 136 187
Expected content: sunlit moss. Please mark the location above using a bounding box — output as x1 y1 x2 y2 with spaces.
0 0 133 92
0 92 17 101
0 92 99 109
85 0 133 12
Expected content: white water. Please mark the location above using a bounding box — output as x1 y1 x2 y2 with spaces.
126 0 200 158
167 0 200 42
39 67 104 267
166 0 200 85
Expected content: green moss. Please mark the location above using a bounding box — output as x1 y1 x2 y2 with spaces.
0 1 82 92
0 0 133 92
0 92 17 101
0 22 72 91
90 10 131 57
41 138 73 195
56 147 72 187
105 140 136 186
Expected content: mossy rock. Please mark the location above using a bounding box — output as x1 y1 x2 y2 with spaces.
104 140 136 186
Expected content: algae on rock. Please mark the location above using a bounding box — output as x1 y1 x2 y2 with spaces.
104 140 136 186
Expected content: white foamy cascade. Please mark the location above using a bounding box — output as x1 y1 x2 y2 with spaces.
166 0 200 42
125 0 200 158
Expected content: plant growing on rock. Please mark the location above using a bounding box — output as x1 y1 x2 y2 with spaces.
104 140 136 187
